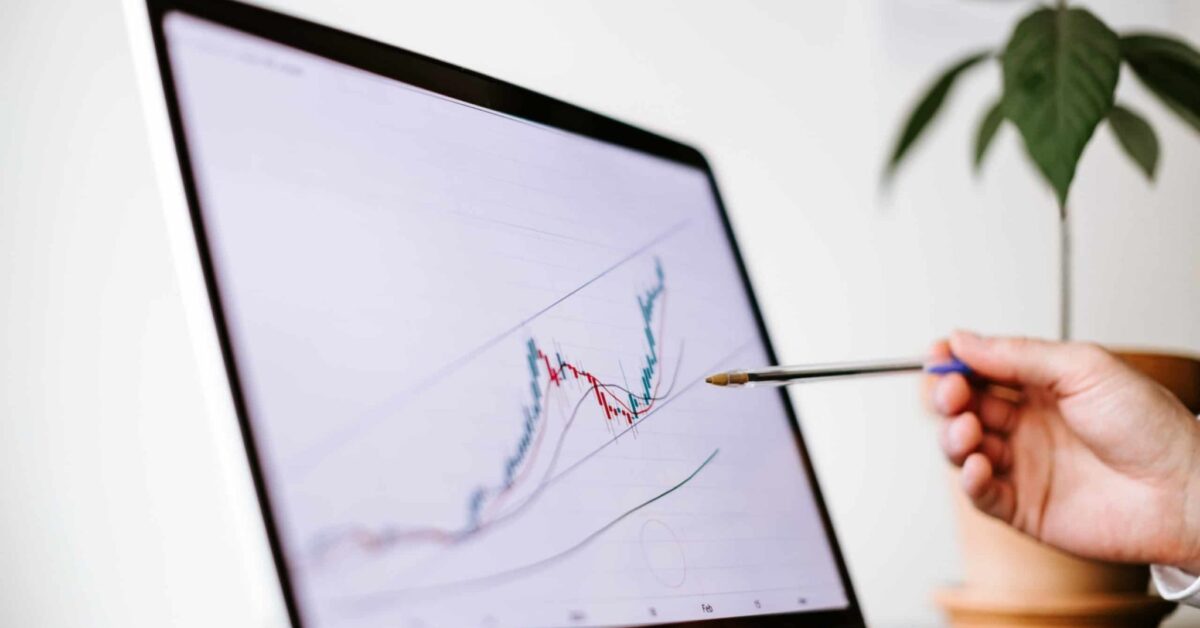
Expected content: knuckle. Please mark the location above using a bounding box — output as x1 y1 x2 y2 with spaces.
1071 341 1113 367
972 489 993 512
943 441 966 466
999 335 1038 356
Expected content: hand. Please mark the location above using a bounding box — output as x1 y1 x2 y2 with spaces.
927 331 1200 574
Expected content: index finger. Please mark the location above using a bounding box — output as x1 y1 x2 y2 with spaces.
922 339 953 413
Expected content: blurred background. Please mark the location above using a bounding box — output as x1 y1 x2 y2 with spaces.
3 0 1200 625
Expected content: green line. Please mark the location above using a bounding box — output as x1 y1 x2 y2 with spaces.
463 447 719 582
546 447 719 564
340 448 721 609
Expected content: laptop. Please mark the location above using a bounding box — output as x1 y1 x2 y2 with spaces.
129 1 865 626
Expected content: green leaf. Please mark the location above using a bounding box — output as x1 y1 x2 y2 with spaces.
885 50 991 179
1120 33 1200 133
974 98 1005 170
1002 7 1120 207
1107 104 1159 180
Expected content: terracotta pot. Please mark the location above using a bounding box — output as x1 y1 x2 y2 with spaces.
1117 351 1200 413
936 350 1200 628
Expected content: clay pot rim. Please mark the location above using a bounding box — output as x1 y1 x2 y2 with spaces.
935 586 1177 614
1109 346 1200 362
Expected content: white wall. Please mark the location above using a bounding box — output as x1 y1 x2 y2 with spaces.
3 0 1199 626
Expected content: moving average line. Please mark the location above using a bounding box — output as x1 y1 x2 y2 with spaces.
470 258 667 528
307 338 753 562
308 259 680 559
285 219 692 478
337 448 721 611
307 346 686 559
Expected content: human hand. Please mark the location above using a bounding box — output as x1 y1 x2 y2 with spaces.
927 331 1200 574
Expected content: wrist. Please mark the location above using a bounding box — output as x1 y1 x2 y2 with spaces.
1178 540 1200 577
1180 418 1200 575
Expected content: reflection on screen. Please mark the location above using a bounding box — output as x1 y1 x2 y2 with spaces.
163 12 847 627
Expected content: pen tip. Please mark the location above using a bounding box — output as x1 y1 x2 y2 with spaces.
706 373 728 386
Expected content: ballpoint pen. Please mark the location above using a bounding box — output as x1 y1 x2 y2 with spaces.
705 356 972 387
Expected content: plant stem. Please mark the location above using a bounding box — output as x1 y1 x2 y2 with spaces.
1054 0 1070 339
1059 207 1071 341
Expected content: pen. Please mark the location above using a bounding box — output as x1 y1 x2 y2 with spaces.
705 356 972 387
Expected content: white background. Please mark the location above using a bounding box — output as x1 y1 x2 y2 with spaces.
3 1 1200 626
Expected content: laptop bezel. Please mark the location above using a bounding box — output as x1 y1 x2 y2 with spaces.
139 1 865 625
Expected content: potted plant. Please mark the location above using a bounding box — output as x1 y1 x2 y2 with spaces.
886 1 1200 625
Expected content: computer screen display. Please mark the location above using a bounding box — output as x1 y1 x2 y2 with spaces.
161 11 849 627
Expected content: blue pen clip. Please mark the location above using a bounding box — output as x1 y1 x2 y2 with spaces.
925 355 973 377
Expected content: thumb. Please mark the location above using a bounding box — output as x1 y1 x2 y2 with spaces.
949 330 1105 391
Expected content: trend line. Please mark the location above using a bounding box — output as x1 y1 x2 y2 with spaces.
475 344 685 530
335 449 720 610
308 257 674 557
469 257 666 529
530 340 752 500
285 219 690 478
542 256 664 423
307 347 686 563
306 336 764 564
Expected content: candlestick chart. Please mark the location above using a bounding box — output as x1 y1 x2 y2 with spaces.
308 258 702 563
167 15 852 625
286 231 849 626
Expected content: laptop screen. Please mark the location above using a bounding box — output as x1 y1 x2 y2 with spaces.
162 11 849 627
